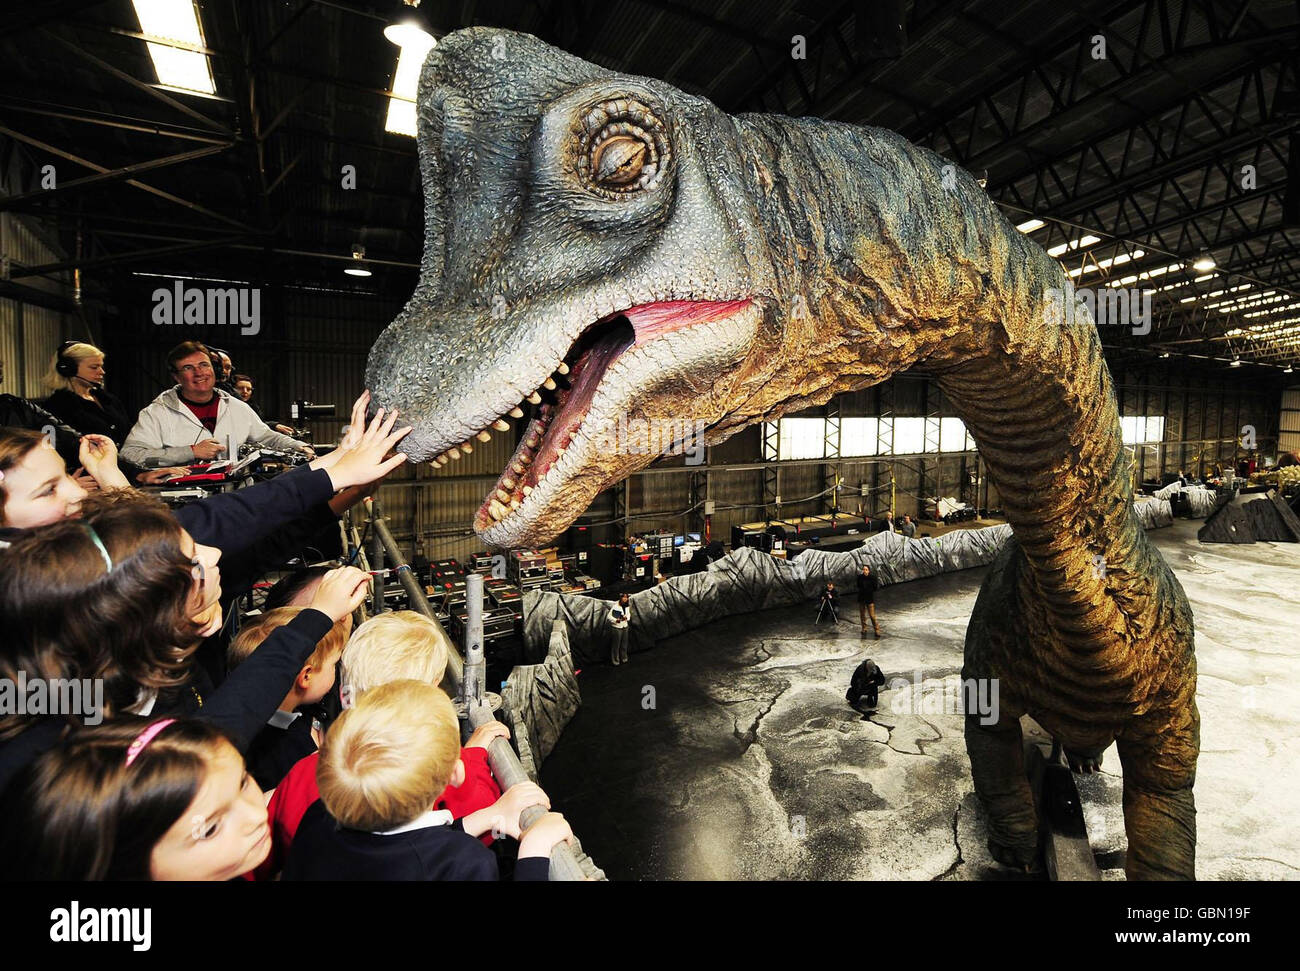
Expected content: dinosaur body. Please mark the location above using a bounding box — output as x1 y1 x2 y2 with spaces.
366 28 1198 879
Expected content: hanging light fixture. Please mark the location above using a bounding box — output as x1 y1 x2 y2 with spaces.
383 2 439 136
1193 249 1216 272
345 244 372 278
384 0 436 49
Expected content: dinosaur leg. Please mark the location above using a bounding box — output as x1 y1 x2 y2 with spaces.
963 538 1037 869
1116 699 1199 881
966 712 1039 869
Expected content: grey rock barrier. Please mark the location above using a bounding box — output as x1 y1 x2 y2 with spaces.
499 621 606 880
523 523 1015 665
1134 495 1174 529
1152 481 1218 518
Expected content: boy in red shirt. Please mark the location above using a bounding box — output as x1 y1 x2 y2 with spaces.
253 611 504 879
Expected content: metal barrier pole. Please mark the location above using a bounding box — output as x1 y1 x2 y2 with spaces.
363 500 587 880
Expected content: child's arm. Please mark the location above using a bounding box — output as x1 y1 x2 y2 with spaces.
438 745 503 824
457 781 549 839
516 812 575 881
198 569 368 751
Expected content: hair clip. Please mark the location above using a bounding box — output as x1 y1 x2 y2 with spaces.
81 523 113 571
125 718 176 767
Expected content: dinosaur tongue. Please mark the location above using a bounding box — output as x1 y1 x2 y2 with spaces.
529 299 749 479
624 299 751 344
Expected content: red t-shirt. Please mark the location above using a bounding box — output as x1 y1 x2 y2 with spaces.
180 394 220 434
249 746 502 880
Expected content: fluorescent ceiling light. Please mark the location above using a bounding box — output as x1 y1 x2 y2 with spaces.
1067 248 1144 278
344 267 373 277
1047 235 1100 258
1016 218 1045 233
132 0 215 95
383 28 436 137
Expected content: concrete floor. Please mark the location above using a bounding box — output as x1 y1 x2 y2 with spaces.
540 520 1300 880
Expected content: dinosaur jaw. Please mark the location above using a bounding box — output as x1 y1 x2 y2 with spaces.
473 298 760 547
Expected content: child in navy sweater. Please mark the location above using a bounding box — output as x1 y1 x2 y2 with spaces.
282 680 572 880
228 606 350 791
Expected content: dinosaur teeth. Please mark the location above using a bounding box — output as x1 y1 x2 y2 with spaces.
476 430 492 442
460 440 474 454
447 447 462 460
522 485 532 495
489 499 506 521
509 406 524 419
526 391 542 405
492 419 510 431
556 362 570 375
495 488 511 503
509 499 520 511
501 475 516 490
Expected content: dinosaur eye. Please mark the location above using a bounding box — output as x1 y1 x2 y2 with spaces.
592 134 646 186
575 99 671 199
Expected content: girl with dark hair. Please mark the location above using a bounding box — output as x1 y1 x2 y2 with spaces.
0 718 271 881
0 427 132 529
0 493 369 793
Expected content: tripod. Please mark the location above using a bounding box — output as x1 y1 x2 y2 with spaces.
815 596 840 625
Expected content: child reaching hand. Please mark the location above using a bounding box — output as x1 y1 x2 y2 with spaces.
227 606 350 791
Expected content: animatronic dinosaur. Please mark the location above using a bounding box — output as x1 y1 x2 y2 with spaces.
366 28 1198 880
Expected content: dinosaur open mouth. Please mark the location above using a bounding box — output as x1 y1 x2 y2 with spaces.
466 298 751 536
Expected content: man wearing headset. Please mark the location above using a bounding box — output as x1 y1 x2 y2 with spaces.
122 341 314 468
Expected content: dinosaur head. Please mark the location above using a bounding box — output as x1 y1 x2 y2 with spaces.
366 28 971 547
366 27 791 547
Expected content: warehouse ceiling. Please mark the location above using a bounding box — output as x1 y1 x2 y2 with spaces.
1 0 1298 367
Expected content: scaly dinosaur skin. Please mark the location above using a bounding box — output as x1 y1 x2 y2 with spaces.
366 28 1198 880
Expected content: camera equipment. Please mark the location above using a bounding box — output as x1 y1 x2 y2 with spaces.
815 588 840 625
290 400 336 420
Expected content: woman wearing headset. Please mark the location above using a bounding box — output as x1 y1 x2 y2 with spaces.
42 340 134 446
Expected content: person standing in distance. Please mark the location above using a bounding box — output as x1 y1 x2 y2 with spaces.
857 564 882 638
608 593 631 666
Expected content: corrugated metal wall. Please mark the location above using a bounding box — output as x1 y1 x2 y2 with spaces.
1280 387 1300 454
0 212 71 398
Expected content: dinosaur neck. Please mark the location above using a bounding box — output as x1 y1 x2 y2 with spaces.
736 116 1160 642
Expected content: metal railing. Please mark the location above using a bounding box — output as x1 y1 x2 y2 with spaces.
362 498 590 881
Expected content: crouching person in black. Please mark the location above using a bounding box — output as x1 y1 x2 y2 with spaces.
846 658 886 715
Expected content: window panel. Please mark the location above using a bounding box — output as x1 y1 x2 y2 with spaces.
841 417 879 456
893 417 925 454
778 418 825 460
940 417 969 451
